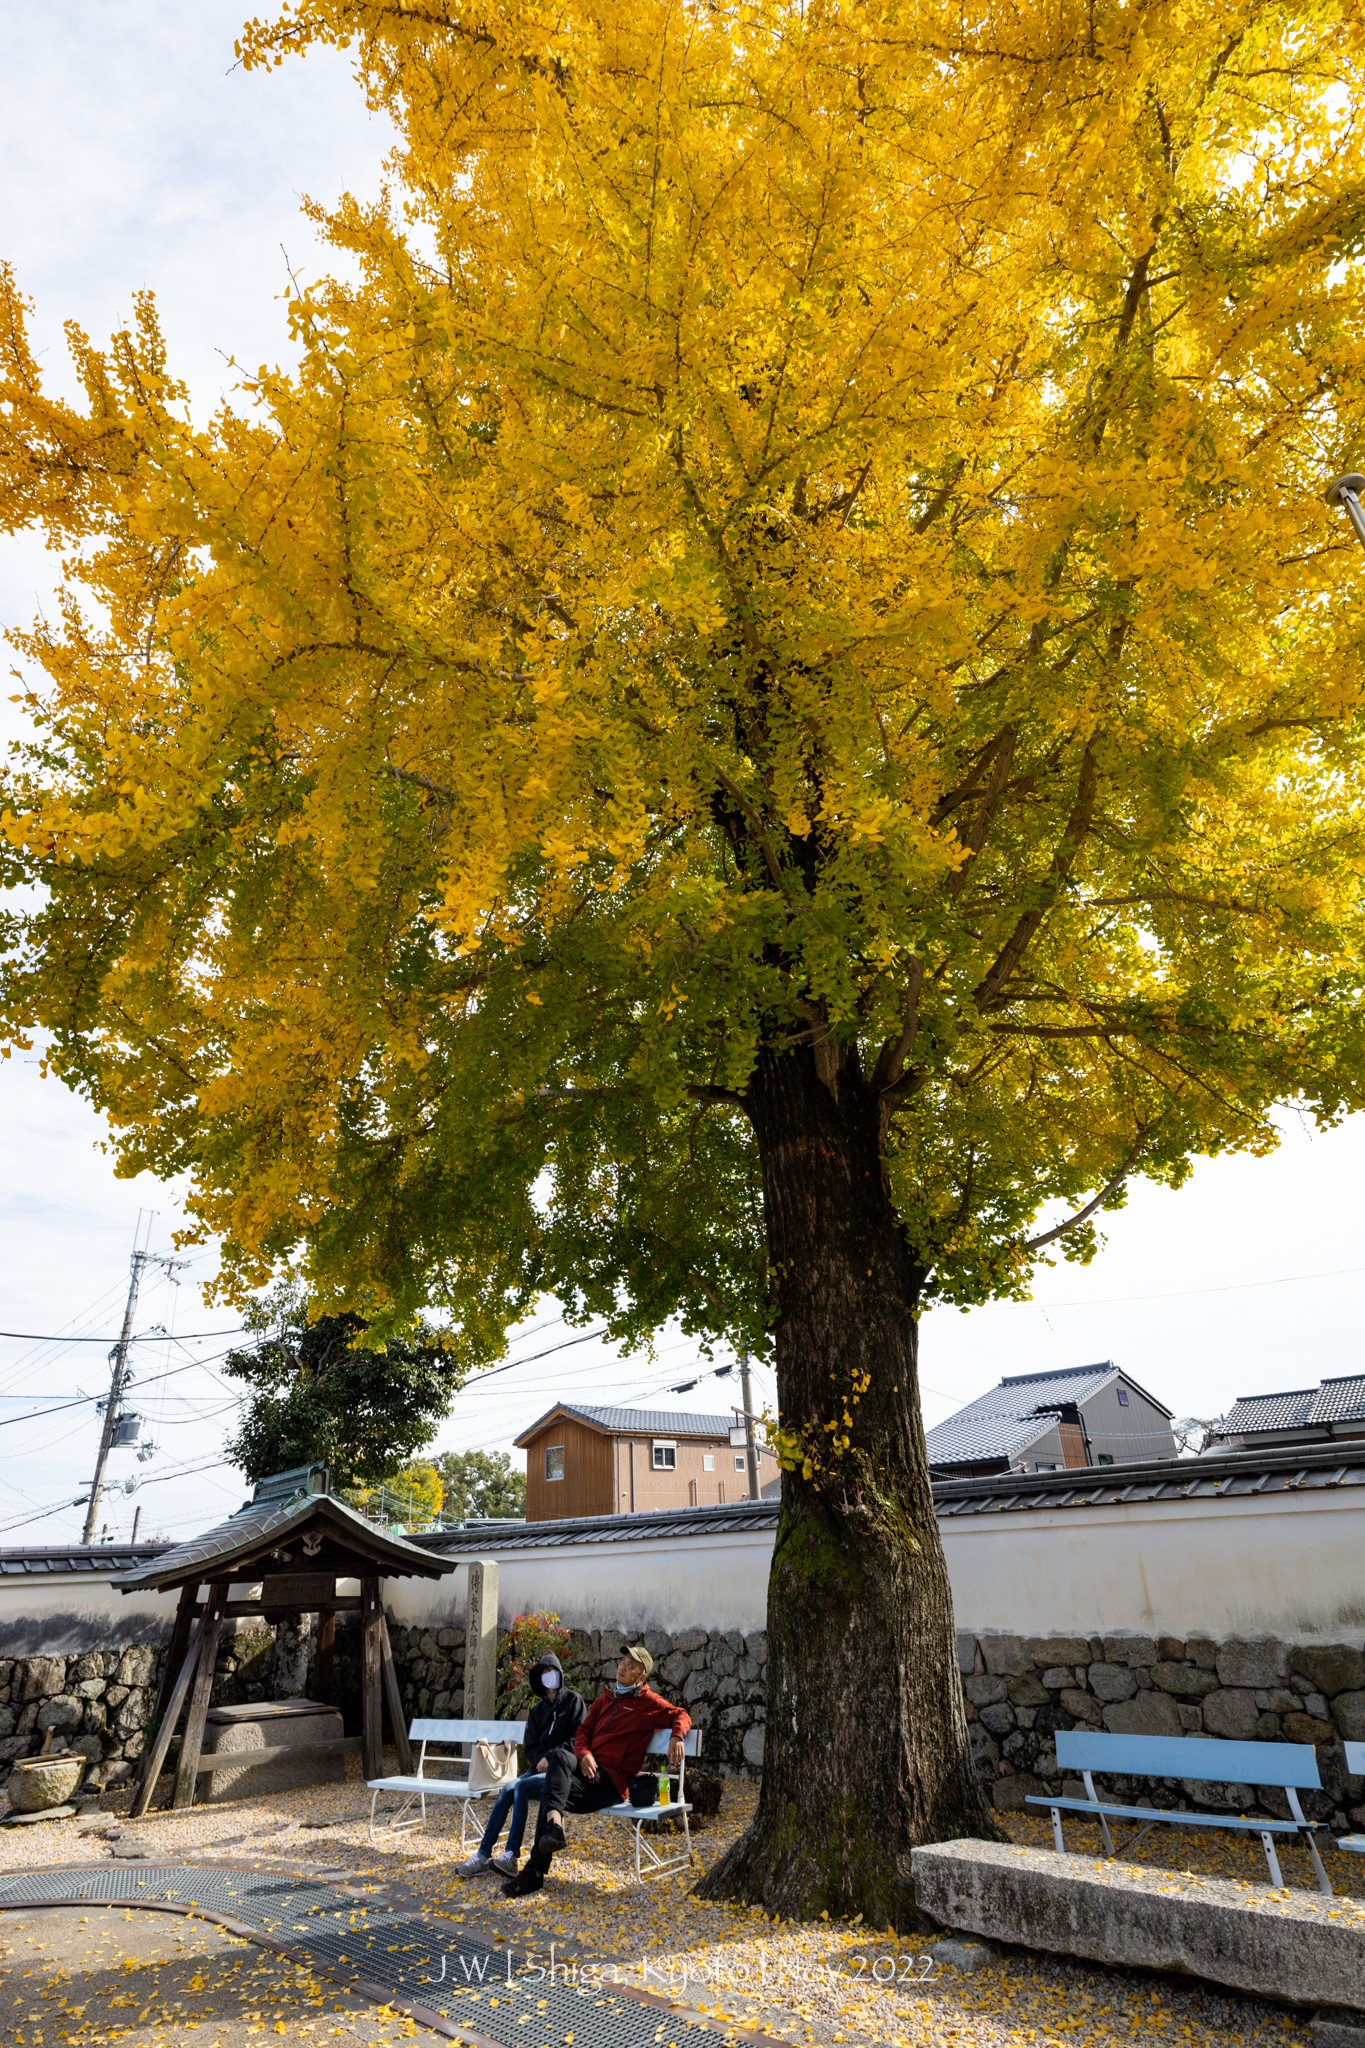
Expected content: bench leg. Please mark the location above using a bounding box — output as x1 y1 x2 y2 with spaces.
1096 1812 1116 1859
1049 1806 1065 1854
1304 1829 1334 1896
1259 1832 1284 1889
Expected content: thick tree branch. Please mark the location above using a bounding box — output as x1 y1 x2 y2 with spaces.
973 744 1097 1014
1023 1134 1149 1252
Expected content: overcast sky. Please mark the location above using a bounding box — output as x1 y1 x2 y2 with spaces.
2 5 1362 1547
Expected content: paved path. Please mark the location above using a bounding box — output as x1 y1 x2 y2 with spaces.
0 1862 758 2048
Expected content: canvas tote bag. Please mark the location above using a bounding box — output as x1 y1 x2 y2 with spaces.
466 1738 519 1793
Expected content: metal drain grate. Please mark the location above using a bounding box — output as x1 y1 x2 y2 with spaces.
0 1866 751 2048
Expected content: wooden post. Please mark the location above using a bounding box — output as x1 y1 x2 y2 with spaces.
171 1581 227 1810
149 1582 199 1729
360 1575 383 1781
130 1593 214 1818
315 1607 336 1703
377 1604 413 1774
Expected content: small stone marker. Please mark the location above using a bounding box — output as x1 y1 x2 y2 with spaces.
3 1803 78 1826
463 1558 499 1720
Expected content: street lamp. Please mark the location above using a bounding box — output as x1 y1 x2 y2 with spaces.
1326 473 1365 548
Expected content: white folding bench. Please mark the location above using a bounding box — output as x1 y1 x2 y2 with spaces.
598 1727 701 1881
367 1716 525 1846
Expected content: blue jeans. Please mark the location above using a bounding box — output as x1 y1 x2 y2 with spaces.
478 1769 545 1858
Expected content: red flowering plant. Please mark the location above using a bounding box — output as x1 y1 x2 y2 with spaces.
494 1610 588 1718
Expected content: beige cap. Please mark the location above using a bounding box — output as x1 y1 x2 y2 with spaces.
623 1643 654 1677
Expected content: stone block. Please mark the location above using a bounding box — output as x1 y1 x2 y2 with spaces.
74 1679 105 1701
709 1642 738 1677
980 1635 1029 1676
928 1938 994 1973
1059 1689 1104 1727
201 1699 347 1802
978 1703 1015 1737
1006 1676 1049 1708
956 1633 980 1674
963 1674 1007 1707
17 1657 65 1705
70 1654 106 1683
1179 1706 1203 1732
968 1725 999 1769
673 1628 707 1655
910 1839 1365 2010
660 1652 691 1688
1088 1664 1138 1704
1333 1693 1365 1742
0 1708 13 1738
1102 1634 1159 1668
1151 1662 1219 1697
36 1697 82 1735
1156 1636 1185 1662
1186 1636 1219 1670
990 1772 1047 1812
1216 1639 1288 1690
1291 1646 1365 1699
1025 1637 1093 1669
114 1646 157 1689
114 1692 148 1735
1283 1712 1335 1747
1040 1668 1074 1691
1311 2015 1365 2048
1203 1689 1261 1740
1102 1690 1184 1738
741 1724 764 1769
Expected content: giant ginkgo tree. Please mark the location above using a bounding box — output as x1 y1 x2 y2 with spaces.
4 0 1365 1926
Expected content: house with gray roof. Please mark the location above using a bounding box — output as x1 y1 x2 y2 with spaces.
514 1401 780 1520
1207 1375 1365 1454
925 1362 1176 1478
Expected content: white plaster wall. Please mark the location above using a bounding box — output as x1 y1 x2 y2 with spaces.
4 1485 1364 1651
384 1529 773 1635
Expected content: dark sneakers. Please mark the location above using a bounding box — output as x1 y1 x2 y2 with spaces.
538 1818 568 1853
503 1838 554 1897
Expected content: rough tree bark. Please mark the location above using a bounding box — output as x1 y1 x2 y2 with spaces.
695 1041 1001 1928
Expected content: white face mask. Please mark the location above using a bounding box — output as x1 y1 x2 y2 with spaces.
541 1670 561 1692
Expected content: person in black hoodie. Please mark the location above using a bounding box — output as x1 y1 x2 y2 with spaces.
459 1651 585 1876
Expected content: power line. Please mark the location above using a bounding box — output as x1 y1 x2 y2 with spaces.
0 1324 245 1344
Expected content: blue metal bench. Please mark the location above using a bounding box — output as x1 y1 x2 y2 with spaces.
1336 1741 1365 1854
1027 1729 1332 1892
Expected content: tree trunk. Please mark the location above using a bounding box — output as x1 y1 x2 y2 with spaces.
695 1043 1001 1928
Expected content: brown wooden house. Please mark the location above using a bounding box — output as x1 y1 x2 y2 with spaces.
514 1403 779 1522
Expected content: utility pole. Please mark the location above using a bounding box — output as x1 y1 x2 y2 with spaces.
82 1217 182 1545
1326 473 1365 549
738 1351 760 1501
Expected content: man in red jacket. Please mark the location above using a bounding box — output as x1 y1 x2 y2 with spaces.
502 1645 690 1896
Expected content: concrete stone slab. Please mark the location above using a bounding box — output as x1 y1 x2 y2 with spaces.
202 1699 346 1802
911 1838 1365 2010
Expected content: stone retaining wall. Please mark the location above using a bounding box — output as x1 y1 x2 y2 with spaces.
5 1618 1363 1824
962 1630 1365 1828
0 1619 314 1791
386 1621 769 1775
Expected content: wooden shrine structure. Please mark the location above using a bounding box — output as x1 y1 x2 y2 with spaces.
115 1465 454 1816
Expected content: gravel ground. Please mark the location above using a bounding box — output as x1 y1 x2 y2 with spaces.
0 1903 443 2044
0 1760 1333 2047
